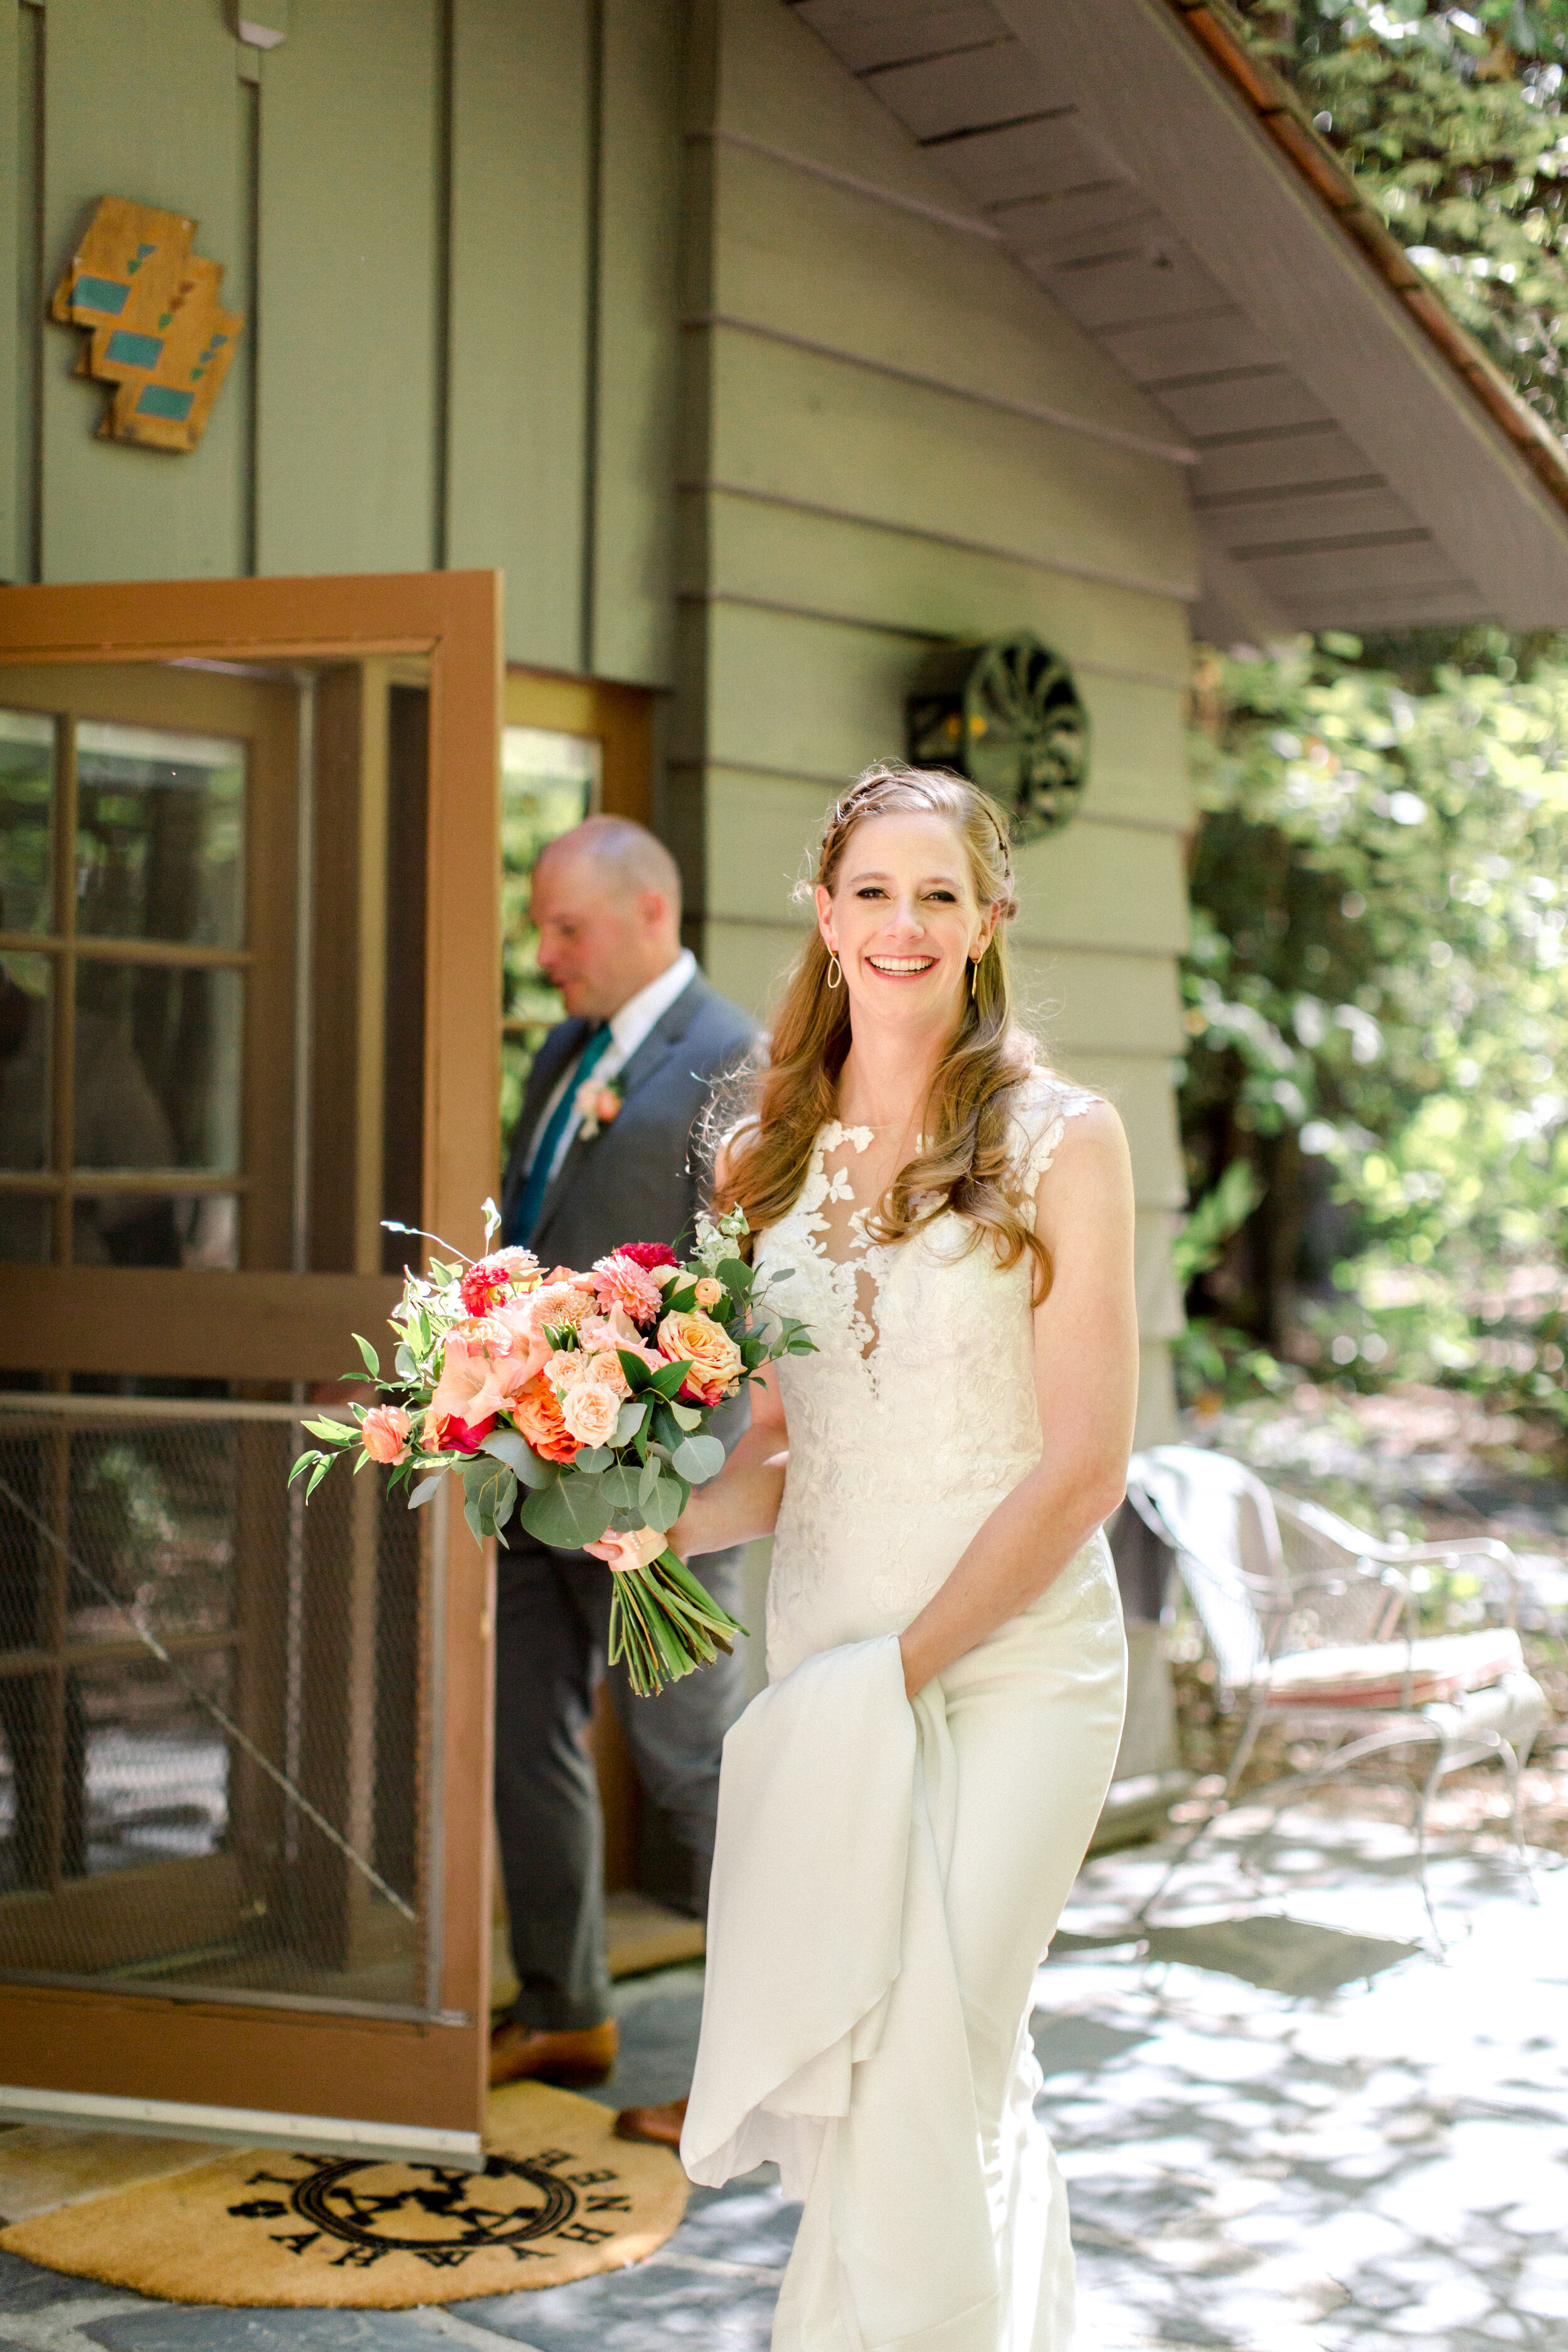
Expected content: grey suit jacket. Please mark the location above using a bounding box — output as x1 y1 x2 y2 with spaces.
497 973 756 1562
500 968 755 1271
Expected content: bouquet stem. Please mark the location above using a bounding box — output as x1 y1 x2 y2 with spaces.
607 1549 745 1697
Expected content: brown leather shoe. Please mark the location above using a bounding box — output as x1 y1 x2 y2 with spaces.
489 2016 618 2090
613 2095 687 2149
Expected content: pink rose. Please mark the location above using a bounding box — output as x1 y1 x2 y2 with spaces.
593 1252 665 1327
694 1276 724 1310
656 1308 743 1406
558 1380 620 1448
361 1404 411 1465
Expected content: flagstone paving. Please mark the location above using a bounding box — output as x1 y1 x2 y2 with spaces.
1 1812 1564 2351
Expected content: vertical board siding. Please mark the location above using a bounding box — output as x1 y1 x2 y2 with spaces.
1 1 23 581
256 0 440 578
40 0 246 583
593 0 682 686
447 0 592 671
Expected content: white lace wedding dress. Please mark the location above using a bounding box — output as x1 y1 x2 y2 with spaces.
682 1073 1129 2351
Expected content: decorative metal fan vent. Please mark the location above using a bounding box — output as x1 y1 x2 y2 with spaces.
906 634 1089 842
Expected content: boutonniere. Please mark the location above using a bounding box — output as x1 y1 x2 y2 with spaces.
575 1071 624 1142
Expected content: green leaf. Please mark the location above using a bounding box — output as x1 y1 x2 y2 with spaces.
303 1416 356 1443
618 1348 655 1394
481 1428 556 1487
288 1449 322 1486
519 1471 613 1550
305 1456 332 1500
597 1462 645 1511
637 1454 662 1508
664 1283 699 1314
614 1398 649 1446
407 1475 443 1510
353 1332 381 1379
575 1444 613 1473
640 1470 689 1532
671 1433 726 1484
716 1256 753 1298
395 1343 418 1381
645 1358 691 1399
667 1400 702 1431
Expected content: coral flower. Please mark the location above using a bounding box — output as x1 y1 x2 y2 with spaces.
592 1251 665 1327
361 1404 411 1465
513 1374 579 1465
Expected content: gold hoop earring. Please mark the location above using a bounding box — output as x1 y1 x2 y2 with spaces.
827 951 842 991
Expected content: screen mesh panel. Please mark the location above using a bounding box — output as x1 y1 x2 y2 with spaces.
0 1401 435 2015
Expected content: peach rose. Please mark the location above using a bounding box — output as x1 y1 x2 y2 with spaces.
513 1374 579 1465
657 1308 743 1406
361 1404 411 1465
593 1252 665 1326
580 1347 630 1397
543 1347 586 1394
694 1276 724 1310
559 1380 620 1448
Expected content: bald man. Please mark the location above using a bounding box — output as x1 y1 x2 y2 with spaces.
490 818 754 2128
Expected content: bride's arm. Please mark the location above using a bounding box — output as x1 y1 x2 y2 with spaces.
667 1359 790 1558
896 1101 1139 1700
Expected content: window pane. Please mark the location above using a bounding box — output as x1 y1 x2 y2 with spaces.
72 1190 240 1269
0 708 55 938
73 961 242 1175
0 1195 51 1268
0 953 51 1173
501 726 598 1142
76 721 245 950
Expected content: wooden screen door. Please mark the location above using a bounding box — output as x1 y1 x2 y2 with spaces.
0 573 500 2164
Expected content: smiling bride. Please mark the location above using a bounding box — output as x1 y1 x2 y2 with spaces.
588 760 1136 2348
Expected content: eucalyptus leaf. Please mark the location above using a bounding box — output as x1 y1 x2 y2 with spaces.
716 1257 753 1297
667 1400 702 1431
575 1444 614 1474
479 1428 554 1487
640 1471 687 1533
614 1399 649 1446
597 1462 645 1511
407 1475 443 1510
519 1472 613 1550
671 1433 726 1484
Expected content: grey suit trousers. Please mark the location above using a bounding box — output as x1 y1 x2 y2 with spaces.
495 1532 746 2032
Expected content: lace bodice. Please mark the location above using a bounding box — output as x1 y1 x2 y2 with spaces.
755 1071 1099 1679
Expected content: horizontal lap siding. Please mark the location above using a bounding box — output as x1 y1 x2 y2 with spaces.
686 0 1199 1419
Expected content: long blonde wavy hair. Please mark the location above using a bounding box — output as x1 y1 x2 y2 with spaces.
716 761 1057 1299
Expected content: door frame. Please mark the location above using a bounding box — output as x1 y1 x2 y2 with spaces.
0 570 501 2161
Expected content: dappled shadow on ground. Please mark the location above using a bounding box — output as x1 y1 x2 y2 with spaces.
0 1813 1562 2349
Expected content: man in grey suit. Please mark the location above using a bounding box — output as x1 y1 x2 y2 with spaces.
489 816 753 2114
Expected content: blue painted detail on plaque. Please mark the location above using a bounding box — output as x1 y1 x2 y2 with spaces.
73 275 130 315
105 329 164 369
135 383 196 421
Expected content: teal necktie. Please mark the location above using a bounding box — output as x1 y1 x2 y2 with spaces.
509 1024 613 1248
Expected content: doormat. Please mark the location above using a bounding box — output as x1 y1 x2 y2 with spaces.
0 2080 686 2308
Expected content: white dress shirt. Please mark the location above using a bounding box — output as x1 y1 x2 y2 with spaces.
522 948 697 1190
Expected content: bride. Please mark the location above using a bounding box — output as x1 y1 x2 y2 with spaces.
595 760 1135 2347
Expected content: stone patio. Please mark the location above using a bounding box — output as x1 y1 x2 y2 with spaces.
2 1809 1564 2351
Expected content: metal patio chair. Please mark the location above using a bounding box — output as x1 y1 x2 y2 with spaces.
1124 1445 1547 1946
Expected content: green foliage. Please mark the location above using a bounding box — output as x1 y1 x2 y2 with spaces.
1181 629 1568 1424
1237 1 1568 438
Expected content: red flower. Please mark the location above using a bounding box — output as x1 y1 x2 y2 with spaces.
619 1242 678 1272
460 1247 539 1317
437 1411 495 1455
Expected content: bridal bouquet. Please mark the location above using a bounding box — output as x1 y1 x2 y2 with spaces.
290 1200 812 1694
